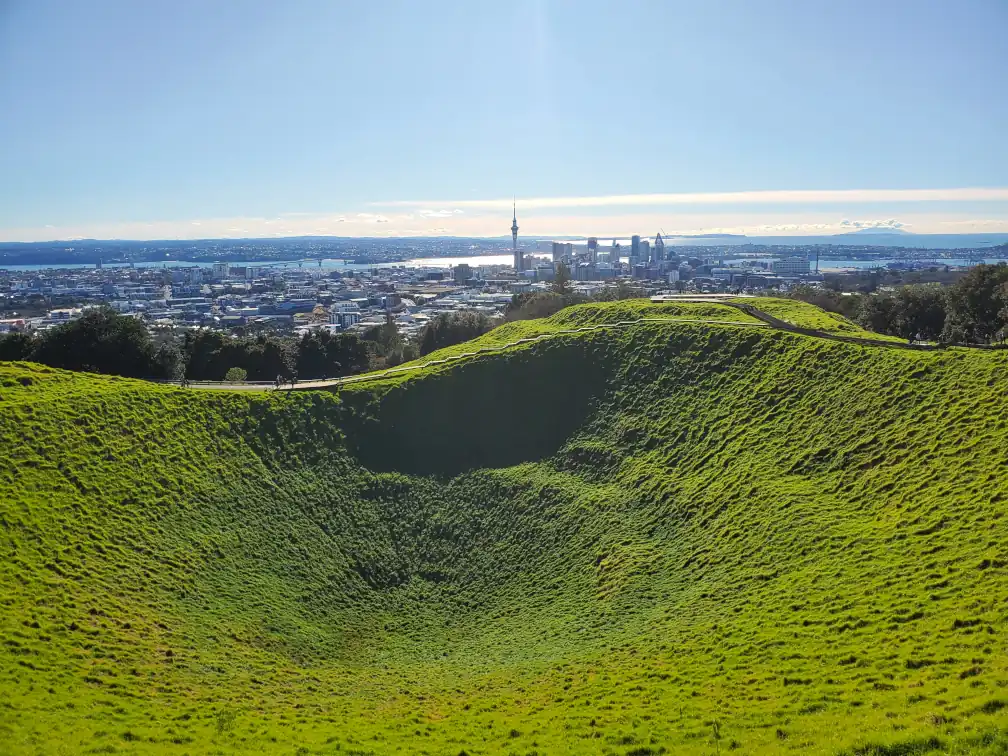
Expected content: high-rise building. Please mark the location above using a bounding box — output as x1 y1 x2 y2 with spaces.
587 237 598 265
552 242 573 264
654 232 666 263
610 240 621 264
640 240 651 264
511 201 521 272
631 235 641 264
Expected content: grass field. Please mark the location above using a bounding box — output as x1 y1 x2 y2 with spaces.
1 302 1006 755
387 299 764 370
733 297 906 341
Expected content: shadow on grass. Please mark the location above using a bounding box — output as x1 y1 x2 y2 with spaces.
345 340 609 476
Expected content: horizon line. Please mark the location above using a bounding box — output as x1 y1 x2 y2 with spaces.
5 228 1008 246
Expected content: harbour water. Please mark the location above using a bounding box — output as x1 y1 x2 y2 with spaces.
1 255 1004 274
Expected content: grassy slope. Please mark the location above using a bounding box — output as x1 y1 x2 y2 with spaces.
405 299 760 362
735 296 906 341
1 304 1007 755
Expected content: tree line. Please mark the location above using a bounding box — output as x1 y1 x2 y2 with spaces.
788 263 1008 344
0 307 371 381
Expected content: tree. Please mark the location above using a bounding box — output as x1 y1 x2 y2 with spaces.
154 341 185 380
552 262 572 295
181 331 295 381
361 314 404 369
892 284 947 342
31 307 165 378
296 330 369 378
941 263 1008 343
0 331 34 362
856 294 898 336
789 285 862 321
224 367 248 382
418 311 492 356
503 291 589 322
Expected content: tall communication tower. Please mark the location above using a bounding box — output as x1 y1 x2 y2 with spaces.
511 199 521 272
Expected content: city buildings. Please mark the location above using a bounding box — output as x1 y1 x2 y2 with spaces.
772 257 812 275
3 217 985 345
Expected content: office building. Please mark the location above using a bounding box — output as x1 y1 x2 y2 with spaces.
552 242 573 264
772 257 811 275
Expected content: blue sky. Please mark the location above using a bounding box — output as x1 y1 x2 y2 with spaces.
1 0 1006 241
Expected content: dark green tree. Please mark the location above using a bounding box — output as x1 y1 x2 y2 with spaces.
361 314 404 368
941 263 1008 343
181 331 296 381
552 262 572 295
856 294 898 336
296 330 369 378
418 311 492 356
892 284 947 342
0 331 35 362
31 307 164 378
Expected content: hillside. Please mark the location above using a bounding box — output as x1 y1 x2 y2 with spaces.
2 303 1007 755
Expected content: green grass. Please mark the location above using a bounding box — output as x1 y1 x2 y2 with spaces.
735 296 906 341
1 302 1007 755
371 299 763 379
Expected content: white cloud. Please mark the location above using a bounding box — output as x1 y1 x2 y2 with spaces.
6 208 1008 243
840 218 906 229
419 208 465 218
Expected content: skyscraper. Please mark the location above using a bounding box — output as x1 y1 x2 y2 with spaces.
587 237 598 265
654 232 665 263
511 201 521 272
631 235 641 265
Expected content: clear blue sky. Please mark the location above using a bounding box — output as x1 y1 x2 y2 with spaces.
1 0 1006 240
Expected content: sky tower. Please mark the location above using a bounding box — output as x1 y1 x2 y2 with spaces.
511 200 521 272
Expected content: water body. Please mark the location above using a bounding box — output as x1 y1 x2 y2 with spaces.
2 255 1004 274
0 256 518 273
